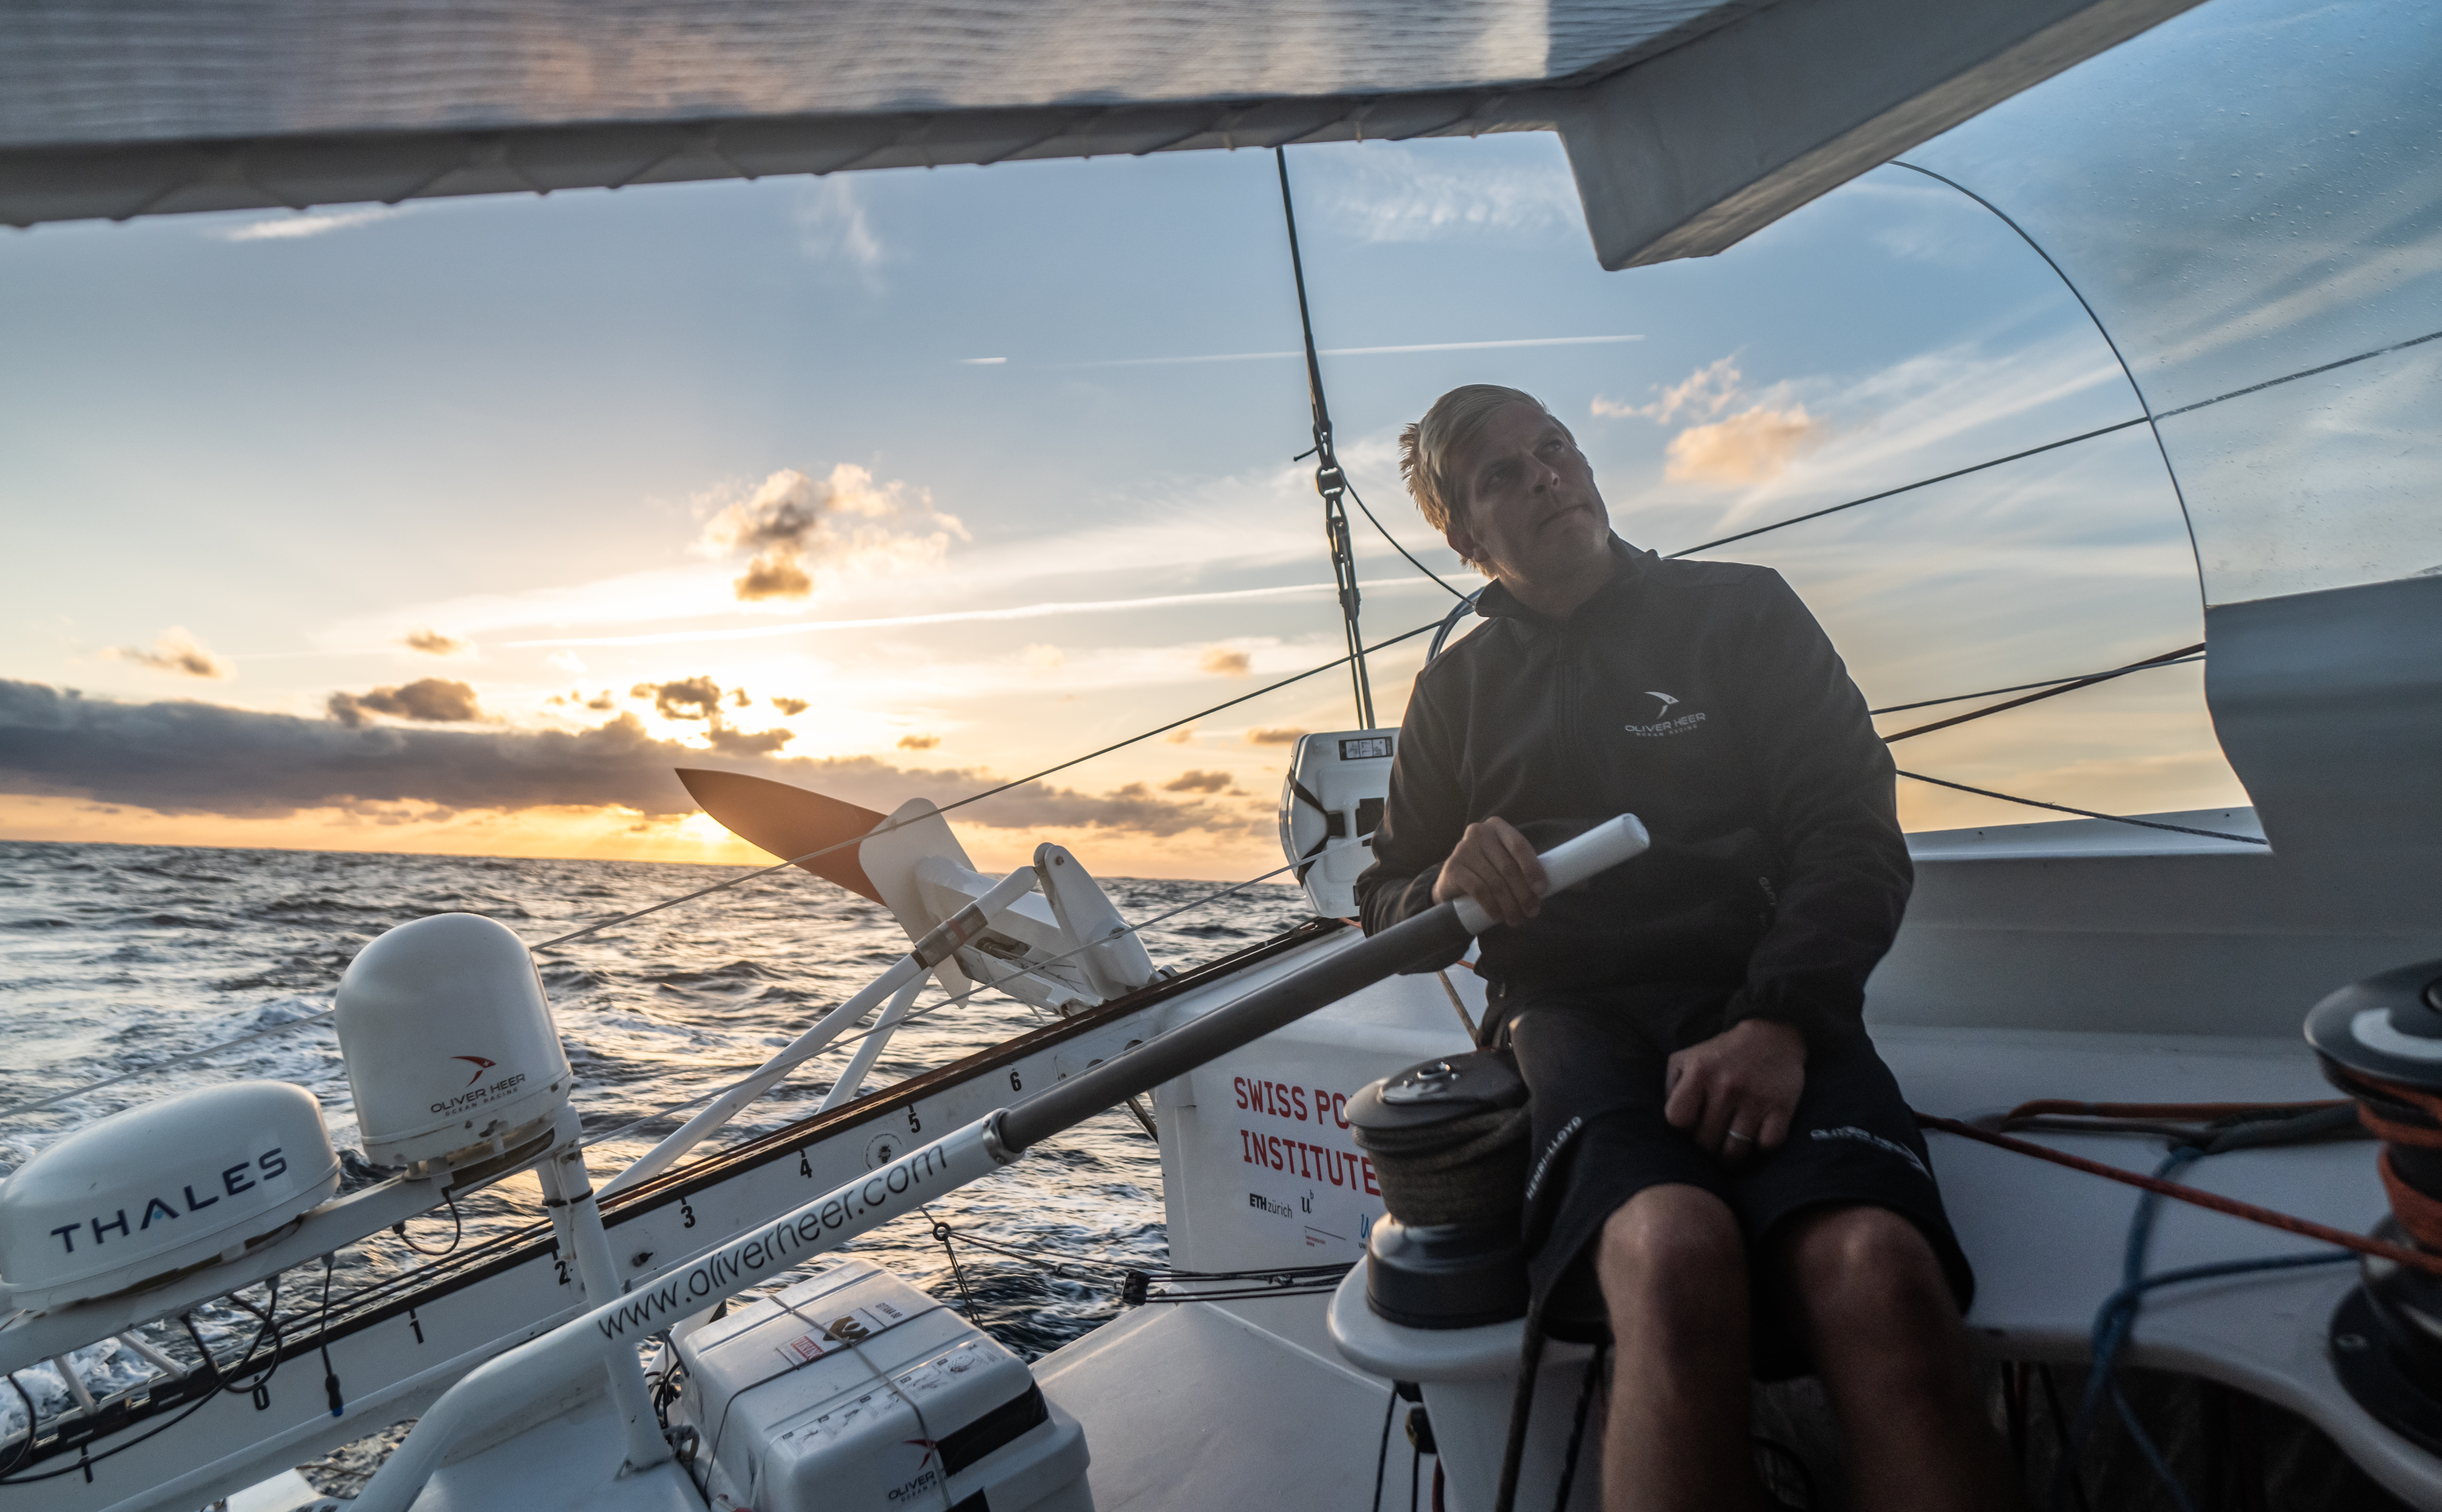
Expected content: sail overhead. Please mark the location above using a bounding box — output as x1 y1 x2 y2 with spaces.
1 0 2202 265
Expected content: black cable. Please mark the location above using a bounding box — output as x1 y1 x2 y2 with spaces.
0 1297 283 1487
1551 1340 1606 1512
317 1253 345 1419
1894 770 2266 845
392 1191 463 1256
1 1374 35 1477
1371 1385 1399 1512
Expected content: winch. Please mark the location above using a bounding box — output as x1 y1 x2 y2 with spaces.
2305 956 2442 1451
1346 1048 1532 1329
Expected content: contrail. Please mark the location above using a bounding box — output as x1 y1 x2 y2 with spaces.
1052 333 1644 369
498 575 1455 649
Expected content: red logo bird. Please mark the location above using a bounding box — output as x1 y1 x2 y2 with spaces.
452 1055 497 1086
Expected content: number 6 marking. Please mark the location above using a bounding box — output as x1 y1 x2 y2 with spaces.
1009 1068 1023 1091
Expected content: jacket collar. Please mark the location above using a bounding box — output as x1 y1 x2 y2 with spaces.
1472 535 1653 628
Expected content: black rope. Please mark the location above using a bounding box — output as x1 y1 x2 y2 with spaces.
1881 643 2205 744
924 1208 989 1325
1 1374 36 1477
1896 770 2266 845
1345 475 1468 600
1664 417 2148 560
1870 654 2202 716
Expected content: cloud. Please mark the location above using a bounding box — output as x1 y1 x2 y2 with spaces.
0 681 1252 839
1314 140 1580 244
694 465 968 603
897 733 941 750
1163 725 1198 744
1162 769 1237 794
401 628 469 656
328 678 484 727
104 627 232 681
216 206 401 242
1198 647 1252 677
796 178 883 268
731 687 752 708
772 697 810 716
546 650 587 675
1664 406 1827 487
1592 357 1745 424
584 692 616 712
1023 644 1065 671
702 725 795 757
635 676 724 721
1245 727 1308 746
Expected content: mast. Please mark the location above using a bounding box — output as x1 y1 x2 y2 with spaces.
1275 148 1375 730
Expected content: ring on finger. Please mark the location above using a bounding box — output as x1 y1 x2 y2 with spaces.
1725 1129 1755 1145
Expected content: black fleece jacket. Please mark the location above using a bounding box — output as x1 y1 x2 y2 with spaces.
1354 537 1910 1047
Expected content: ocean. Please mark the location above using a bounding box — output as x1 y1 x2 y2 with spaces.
0 838 1314 1464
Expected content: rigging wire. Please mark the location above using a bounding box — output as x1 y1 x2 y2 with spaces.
1276 146 1377 728
1869 655 2201 716
1666 417 2149 560
1894 772 2263 845
1879 643 2204 744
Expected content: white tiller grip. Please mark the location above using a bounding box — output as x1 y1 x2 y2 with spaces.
1452 813 1650 936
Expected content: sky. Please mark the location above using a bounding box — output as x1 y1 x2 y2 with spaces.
0 45 2255 881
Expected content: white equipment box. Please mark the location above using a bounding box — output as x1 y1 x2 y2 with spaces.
1277 729 1398 919
670 1258 1091 1512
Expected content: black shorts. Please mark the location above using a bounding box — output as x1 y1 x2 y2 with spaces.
1500 986 1973 1380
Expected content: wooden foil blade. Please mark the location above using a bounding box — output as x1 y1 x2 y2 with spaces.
674 768 887 902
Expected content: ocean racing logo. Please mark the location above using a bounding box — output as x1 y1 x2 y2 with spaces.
1626 690 1707 738
452 1055 497 1086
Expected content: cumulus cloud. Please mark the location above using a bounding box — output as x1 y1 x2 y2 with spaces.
1594 355 1828 488
1664 406 1826 486
693 464 967 603
1162 770 1237 794
897 733 940 750
105 627 232 681
1163 725 1198 744
328 678 484 727
703 725 795 756
636 677 724 721
730 687 752 708
401 628 469 656
772 697 810 716
547 650 588 675
0 681 1253 840
1245 727 1308 746
1198 647 1252 677
1592 357 1745 424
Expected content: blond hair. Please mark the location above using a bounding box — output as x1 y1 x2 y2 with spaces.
1398 385 1561 556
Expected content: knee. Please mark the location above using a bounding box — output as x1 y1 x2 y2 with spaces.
1597 1185 1744 1309
1783 1206 1952 1330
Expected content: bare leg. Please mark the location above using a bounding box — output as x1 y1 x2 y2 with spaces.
1773 1206 2022 1512
1597 1184 1766 1512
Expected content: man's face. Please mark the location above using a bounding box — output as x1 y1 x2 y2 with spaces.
1443 403 1611 583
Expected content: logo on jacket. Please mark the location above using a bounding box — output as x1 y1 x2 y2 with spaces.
451 1055 497 1086
1625 692 1706 738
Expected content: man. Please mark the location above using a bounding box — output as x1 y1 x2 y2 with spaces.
1355 385 2019 1511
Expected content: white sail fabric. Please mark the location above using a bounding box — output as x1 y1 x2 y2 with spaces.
0 2 1743 148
